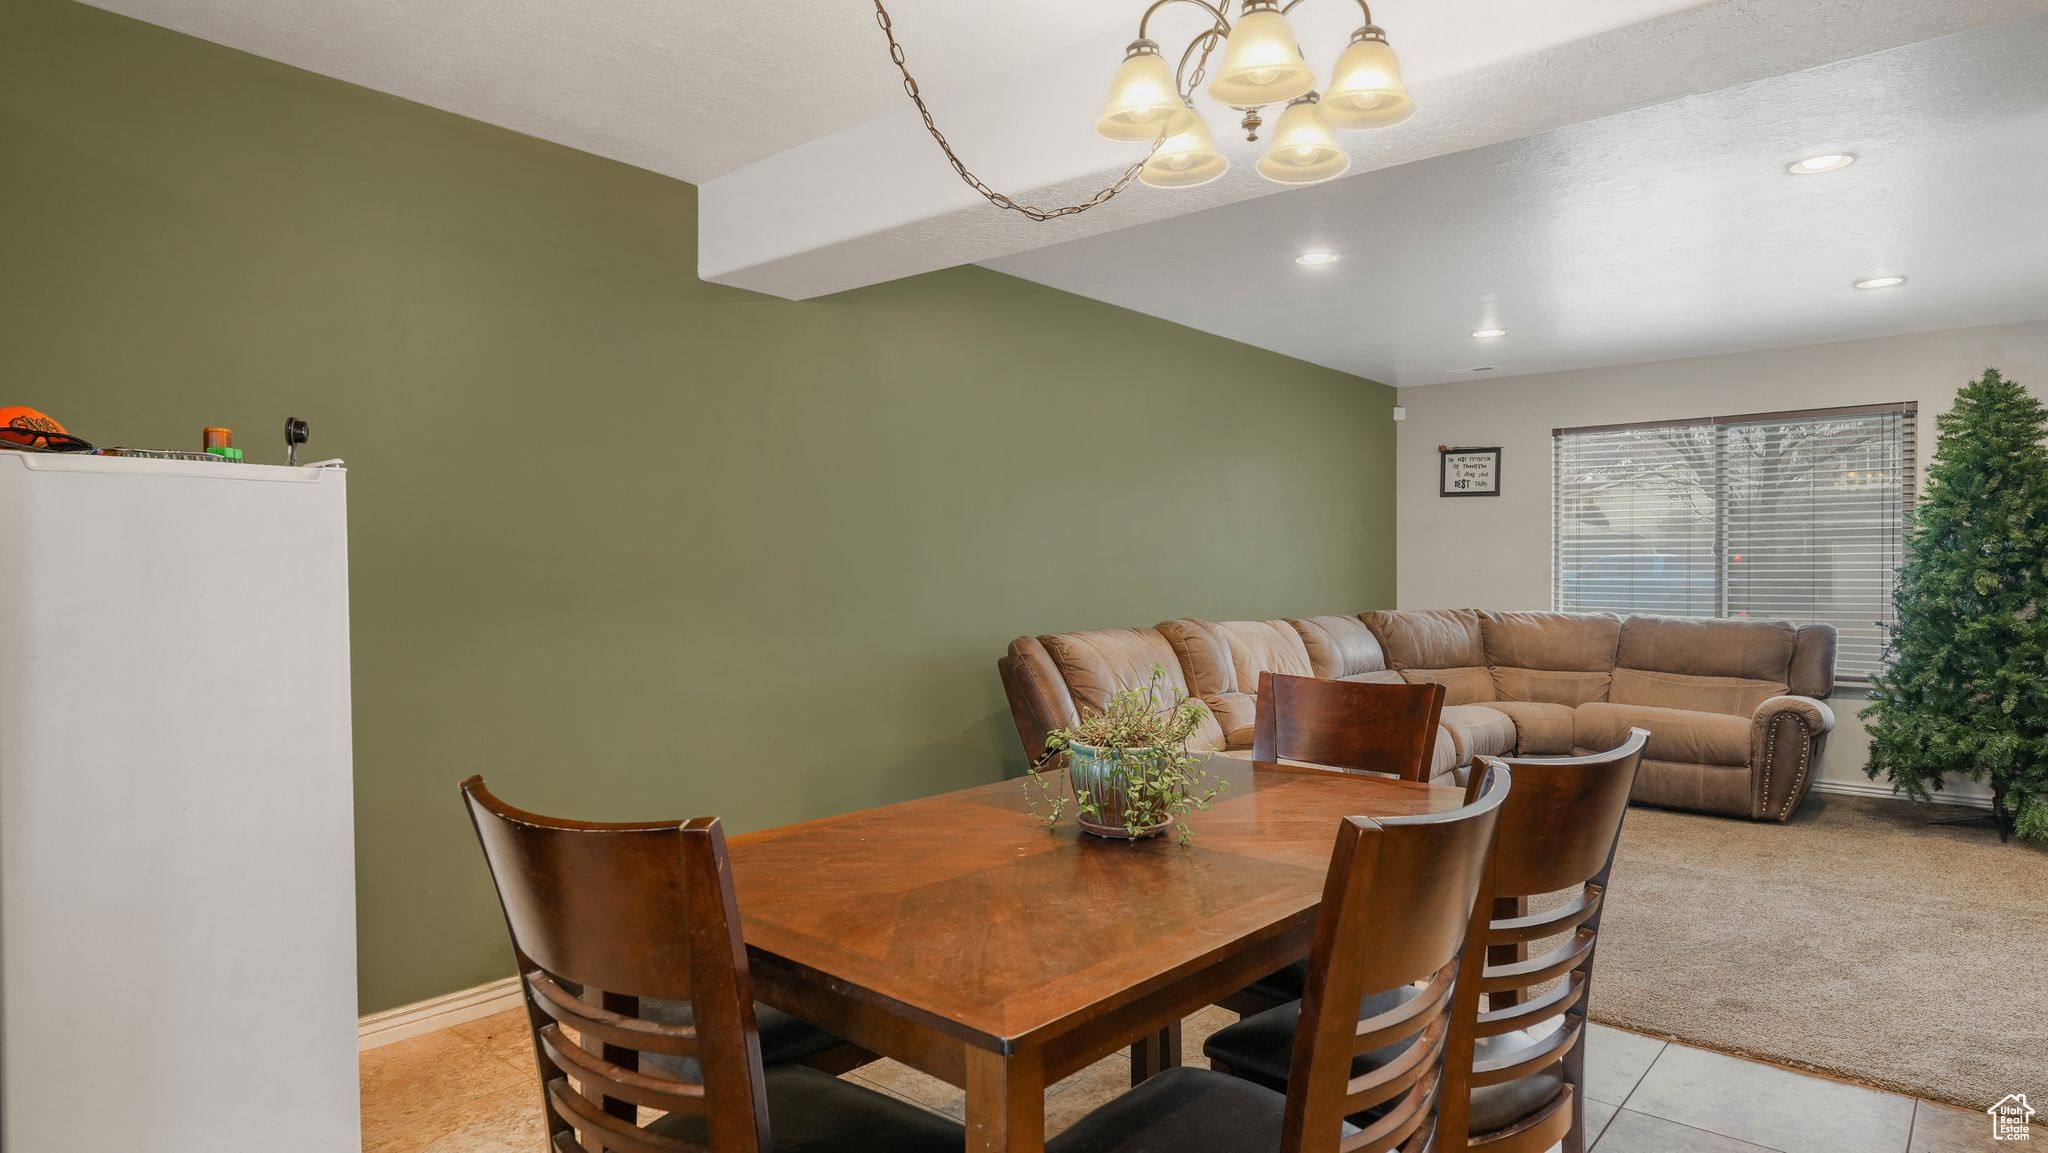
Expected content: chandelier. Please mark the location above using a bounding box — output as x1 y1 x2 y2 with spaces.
1098 0 1412 188
869 0 1411 219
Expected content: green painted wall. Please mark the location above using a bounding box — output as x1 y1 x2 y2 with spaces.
1 0 1397 1013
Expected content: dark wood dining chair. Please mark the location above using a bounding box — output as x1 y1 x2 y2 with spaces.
1253 671 1446 783
1221 672 1452 1018
1205 731 1648 1153
459 777 963 1153
1047 766 1510 1153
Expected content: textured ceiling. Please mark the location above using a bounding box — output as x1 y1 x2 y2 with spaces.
79 0 2048 382
984 16 2048 386
699 0 2046 299
73 0 1138 183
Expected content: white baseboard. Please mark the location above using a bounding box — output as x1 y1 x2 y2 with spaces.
358 975 522 1051
1810 778 1993 809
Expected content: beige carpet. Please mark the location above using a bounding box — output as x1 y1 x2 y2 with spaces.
1584 792 2047 1107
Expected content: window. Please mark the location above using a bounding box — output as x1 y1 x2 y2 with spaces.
1553 403 1915 681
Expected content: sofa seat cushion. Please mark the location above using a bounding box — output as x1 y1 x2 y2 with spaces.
1612 668 1786 716
1430 729 1460 782
1484 700 1576 756
1400 666 1497 705
1628 758 1757 816
1439 704 1518 763
1576 702 1750 767
1340 669 1407 685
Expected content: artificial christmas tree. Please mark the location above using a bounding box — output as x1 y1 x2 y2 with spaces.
1864 368 2048 842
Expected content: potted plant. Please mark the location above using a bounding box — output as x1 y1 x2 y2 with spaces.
1027 664 1225 843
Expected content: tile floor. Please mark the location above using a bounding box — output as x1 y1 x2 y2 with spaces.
360 1008 2007 1152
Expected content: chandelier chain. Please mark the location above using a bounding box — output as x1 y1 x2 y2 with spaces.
871 0 1188 222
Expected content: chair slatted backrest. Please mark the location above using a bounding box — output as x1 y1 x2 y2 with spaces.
1443 730 1649 1151
461 776 769 1153
1253 672 1447 783
1281 766 1510 1153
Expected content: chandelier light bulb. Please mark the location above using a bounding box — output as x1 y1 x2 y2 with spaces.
1257 94 1350 185
1140 106 1229 188
1096 40 1196 141
1207 1 1316 108
1317 27 1413 129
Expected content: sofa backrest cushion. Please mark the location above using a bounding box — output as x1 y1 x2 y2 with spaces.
1480 610 1622 670
1611 615 1796 715
1156 619 1312 748
1396 667 1497 705
1362 609 1494 705
1615 615 1797 683
1479 610 1622 705
1610 669 1787 716
1289 615 1388 679
1220 619 1316 687
1364 609 1485 669
1038 627 1228 751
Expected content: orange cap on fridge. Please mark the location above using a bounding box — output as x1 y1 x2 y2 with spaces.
0 407 68 447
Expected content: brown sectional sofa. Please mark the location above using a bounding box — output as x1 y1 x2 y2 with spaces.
999 609 1836 822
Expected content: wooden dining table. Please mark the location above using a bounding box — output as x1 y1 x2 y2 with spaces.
725 755 1464 1153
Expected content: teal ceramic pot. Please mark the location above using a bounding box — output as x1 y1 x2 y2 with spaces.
1064 742 1178 839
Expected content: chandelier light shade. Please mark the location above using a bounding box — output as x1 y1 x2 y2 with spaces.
1140 107 1229 188
1096 40 1197 141
862 0 1421 216
1206 1 1316 109
1317 26 1413 128
1257 94 1350 184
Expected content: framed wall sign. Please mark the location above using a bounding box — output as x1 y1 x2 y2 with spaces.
1440 446 1502 497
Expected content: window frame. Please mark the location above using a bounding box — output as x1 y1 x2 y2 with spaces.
1552 401 1917 685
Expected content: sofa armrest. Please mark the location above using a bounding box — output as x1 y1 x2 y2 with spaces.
999 636 1079 764
1750 695 1834 821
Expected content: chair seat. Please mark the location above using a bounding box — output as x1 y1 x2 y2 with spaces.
758 1006 847 1066
651 1064 962 1153
1205 997 1563 1135
1204 987 1418 1094
1236 959 1310 1005
1048 1066 1306 1153
640 1001 845 1079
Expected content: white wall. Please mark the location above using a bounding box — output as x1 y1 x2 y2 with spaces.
1395 318 2048 805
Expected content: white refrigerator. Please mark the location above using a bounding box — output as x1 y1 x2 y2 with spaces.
0 452 359 1150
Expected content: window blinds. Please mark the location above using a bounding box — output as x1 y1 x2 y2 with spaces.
1553 403 1915 681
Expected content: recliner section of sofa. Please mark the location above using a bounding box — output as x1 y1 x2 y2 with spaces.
997 608 1836 821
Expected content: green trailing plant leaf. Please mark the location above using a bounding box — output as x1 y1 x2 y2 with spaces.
1029 663 1225 842
1863 368 2048 841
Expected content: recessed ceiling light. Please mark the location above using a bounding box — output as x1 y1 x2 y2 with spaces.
1294 252 1340 266
1787 153 1856 175
1854 275 1907 289
1471 328 1507 339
